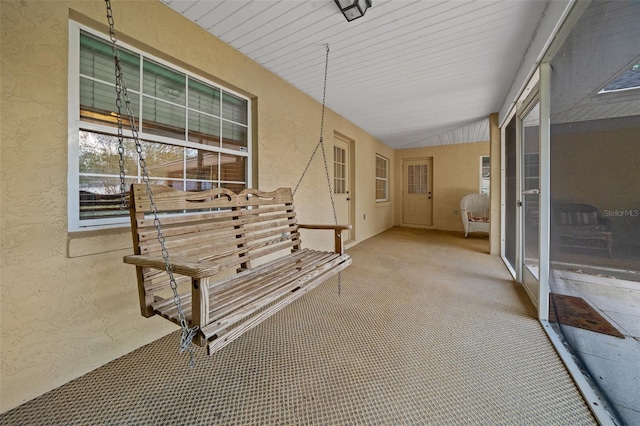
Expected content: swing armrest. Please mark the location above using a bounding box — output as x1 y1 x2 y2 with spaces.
123 254 222 279
297 224 352 255
298 224 352 231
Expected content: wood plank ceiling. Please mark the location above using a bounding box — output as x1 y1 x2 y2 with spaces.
161 0 549 148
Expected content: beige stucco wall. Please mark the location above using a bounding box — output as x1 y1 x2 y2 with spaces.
0 0 393 412
394 141 490 232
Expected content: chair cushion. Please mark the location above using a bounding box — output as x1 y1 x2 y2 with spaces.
467 212 489 222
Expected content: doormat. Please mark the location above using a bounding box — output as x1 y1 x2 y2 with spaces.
549 293 624 338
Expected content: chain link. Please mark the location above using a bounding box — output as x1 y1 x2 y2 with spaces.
291 45 342 295
105 0 198 367
293 45 330 200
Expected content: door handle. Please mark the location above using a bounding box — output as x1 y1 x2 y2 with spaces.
346 198 351 201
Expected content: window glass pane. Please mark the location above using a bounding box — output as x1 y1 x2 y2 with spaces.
79 130 137 175
376 156 385 178
80 78 140 127
221 153 246 183
185 148 217 181
407 164 426 195
222 182 245 193
142 97 186 139
182 151 245 191
188 111 221 146
79 176 136 220
80 32 140 90
334 147 347 194
221 121 247 150
376 180 385 199
222 92 248 124
481 155 491 195
482 156 490 169
184 180 216 192
375 155 388 201
143 59 186 105
140 140 184 179
189 79 221 116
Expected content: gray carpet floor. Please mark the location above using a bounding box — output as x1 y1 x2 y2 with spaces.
0 227 596 425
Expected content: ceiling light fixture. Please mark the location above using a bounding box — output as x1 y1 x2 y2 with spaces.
334 0 372 22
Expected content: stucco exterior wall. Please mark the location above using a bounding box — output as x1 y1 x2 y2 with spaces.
0 0 393 411
394 141 490 232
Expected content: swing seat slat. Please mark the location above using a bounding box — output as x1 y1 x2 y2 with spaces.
124 184 351 354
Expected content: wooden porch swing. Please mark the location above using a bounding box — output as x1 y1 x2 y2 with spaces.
105 1 351 361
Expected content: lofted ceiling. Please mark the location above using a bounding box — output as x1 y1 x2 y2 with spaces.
160 0 549 149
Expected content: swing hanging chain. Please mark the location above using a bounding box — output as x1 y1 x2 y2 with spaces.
293 44 331 202
291 45 342 295
105 0 198 367
292 45 338 230
106 3 127 211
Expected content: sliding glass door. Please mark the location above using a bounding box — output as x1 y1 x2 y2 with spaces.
520 101 541 306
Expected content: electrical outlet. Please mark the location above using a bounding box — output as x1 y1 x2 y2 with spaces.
363 213 366 219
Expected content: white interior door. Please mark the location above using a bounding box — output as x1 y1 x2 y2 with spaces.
403 158 433 226
333 137 352 242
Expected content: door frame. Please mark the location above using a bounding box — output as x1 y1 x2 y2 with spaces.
333 131 355 243
513 65 550 321
518 95 541 310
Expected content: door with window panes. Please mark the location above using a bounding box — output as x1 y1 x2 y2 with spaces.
403 158 433 226
333 137 351 241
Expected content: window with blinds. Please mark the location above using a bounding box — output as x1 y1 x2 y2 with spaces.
70 26 250 229
375 154 389 202
480 155 490 195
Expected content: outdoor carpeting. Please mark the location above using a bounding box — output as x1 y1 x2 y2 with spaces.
0 228 596 425
549 293 625 338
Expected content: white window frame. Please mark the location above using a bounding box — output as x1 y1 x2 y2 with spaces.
480 155 490 195
375 154 389 202
67 22 252 231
